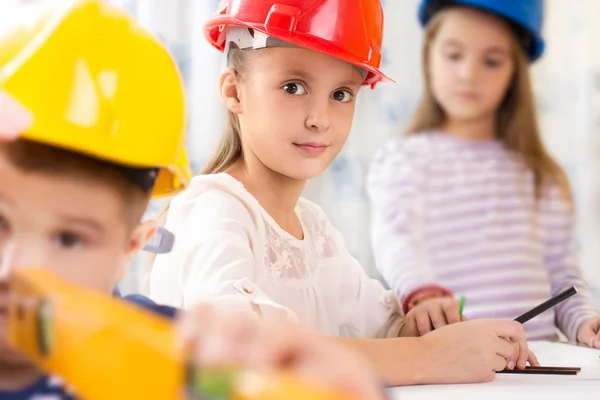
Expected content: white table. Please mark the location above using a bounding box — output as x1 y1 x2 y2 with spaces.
386 341 600 399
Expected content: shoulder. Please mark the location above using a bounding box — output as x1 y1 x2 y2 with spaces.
1 376 76 399
123 294 178 319
368 133 439 190
167 173 263 234
296 197 347 251
296 197 332 228
369 132 439 181
372 132 438 166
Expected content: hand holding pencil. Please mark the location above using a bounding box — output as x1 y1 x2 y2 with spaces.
400 286 583 377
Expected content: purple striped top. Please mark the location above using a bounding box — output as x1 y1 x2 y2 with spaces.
367 131 598 341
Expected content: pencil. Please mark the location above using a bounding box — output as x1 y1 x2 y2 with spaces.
514 286 578 324
458 296 466 319
497 366 580 376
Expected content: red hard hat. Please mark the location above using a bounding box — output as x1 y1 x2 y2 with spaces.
204 0 392 88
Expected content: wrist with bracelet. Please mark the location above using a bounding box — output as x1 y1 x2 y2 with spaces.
402 285 453 315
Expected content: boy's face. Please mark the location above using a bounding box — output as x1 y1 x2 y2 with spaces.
0 144 153 355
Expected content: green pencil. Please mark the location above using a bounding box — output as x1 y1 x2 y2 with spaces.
458 296 466 319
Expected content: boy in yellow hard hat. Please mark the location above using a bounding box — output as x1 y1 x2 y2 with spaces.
0 1 386 399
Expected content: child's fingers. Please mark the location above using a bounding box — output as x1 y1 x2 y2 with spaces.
577 321 596 347
488 320 528 366
442 300 461 324
250 328 386 400
512 339 530 370
175 304 263 368
527 349 539 366
592 328 600 349
175 304 215 351
430 307 448 330
196 310 261 366
492 354 508 372
247 319 306 366
415 312 434 336
494 337 516 363
500 339 527 370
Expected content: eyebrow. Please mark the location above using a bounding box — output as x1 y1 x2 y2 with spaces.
278 69 315 80
59 216 106 234
338 78 362 88
278 70 362 88
484 47 510 55
441 38 465 48
442 38 510 55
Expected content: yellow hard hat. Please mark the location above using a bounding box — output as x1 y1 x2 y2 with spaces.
0 0 192 198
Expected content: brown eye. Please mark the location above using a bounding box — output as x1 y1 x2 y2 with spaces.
446 51 462 61
53 232 83 249
332 90 353 103
282 82 306 95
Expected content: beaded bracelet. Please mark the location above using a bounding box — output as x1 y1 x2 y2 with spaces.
402 285 453 315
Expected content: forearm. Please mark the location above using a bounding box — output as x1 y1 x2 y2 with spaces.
548 259 598 340
335 337 434 387
555 285 598 341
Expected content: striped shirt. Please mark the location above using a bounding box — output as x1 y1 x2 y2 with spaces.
367 131 598 341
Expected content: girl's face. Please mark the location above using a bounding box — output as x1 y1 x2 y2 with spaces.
223 46 363 181
428 7 515 124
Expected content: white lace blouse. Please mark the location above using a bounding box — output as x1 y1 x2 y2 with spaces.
149 173 404 338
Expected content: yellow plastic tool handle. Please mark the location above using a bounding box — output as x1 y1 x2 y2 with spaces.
9 268 183 399
8 268 352 400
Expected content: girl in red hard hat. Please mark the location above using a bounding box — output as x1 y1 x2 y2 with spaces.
151 0 537 385
0 1 385 399
369 0 600 352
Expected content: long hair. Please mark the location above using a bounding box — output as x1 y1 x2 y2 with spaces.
155 45 252 227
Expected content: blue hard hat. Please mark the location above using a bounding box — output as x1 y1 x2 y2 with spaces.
417 0 544 62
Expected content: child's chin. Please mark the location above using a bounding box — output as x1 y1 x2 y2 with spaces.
289 161 329 181
0 346 32 365
290 169 325 181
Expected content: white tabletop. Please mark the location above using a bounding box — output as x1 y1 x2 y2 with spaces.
386 341 600 400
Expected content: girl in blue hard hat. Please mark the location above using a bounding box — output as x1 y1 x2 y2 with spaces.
368 0 600 349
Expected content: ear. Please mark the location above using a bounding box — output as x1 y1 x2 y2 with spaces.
114 220 157 282
219 67 243 114
125 220 157 261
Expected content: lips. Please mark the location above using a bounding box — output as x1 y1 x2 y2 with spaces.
456 91 478 100
293 142 327 156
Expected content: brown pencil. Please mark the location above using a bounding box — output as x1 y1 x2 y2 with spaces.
497 365 580 375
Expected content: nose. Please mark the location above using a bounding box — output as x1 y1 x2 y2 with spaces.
458 56 480 83
0 240 44 282
0 246 11 283
305 96 331 132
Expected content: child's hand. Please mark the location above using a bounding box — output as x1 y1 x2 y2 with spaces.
418 319 539 384
401 297 465 336
176 303 386 400
577 314 600 348
0 90 32 140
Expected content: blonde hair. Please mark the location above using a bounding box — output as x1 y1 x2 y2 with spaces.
407 8 571 203
155 45 251 227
